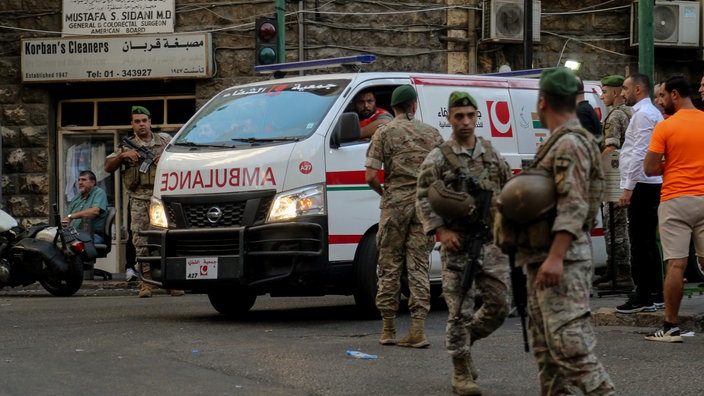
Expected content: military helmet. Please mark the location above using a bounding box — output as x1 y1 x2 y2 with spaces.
497 169 556 224
427 180 476 219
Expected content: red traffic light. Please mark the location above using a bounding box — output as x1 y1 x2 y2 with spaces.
258 22 276 42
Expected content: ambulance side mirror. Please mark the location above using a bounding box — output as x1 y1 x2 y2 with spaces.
330 112 361 149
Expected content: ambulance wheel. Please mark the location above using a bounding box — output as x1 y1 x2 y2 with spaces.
208 288 257 316
353 231 379 317
40 255 84 297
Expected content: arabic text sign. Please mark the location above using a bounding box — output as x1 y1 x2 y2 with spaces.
21 34 213 83
63 0 175 35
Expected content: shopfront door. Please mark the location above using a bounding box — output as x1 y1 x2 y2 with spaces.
57 96 195 275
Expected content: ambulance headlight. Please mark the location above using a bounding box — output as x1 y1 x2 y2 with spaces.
267 184 326 222
149 197 169 228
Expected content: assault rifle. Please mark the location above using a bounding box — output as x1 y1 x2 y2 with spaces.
454 182 493 321
509 250 530 352
121 137 155 173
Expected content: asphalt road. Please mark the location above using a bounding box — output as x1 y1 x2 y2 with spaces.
0 289 702 396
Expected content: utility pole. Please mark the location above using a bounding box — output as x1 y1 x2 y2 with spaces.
523 0 533 69
276 0 286 63
638 0 655 95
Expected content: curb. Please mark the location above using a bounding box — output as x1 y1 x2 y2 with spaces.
592 308 704 332
82 280 138 289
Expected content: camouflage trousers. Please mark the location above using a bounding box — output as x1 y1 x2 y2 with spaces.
442 241 509 357
375 205 434 319
129 197 151 274
602 202 631 278
525 260 615 396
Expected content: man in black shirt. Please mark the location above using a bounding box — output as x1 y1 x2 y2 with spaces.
576 76 602 141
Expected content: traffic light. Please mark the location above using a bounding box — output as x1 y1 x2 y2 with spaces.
255 17 279 66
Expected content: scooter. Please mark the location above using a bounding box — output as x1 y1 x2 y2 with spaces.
0 204 96 296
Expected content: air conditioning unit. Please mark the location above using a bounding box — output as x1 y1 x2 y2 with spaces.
483 0 541 42
630 0 700 47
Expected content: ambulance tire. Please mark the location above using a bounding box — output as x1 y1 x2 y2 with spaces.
353 231 379 318
207 288 257 317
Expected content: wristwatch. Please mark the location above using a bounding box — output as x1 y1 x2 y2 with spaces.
68 214 72 219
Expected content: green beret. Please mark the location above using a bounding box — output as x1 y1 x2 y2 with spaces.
131 105 151 117
390 85 417 106
448 91 478 109
539 68 578 95
600 75 625 87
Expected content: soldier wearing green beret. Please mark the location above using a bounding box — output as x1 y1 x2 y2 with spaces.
595 75 634 291
416 90 512 395
365 85 443 349
105 106 184 298
502 67 615 395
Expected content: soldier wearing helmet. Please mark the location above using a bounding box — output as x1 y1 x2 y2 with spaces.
416 91 511 396
499 68 614 395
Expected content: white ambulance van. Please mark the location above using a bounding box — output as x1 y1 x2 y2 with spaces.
140 58 606 315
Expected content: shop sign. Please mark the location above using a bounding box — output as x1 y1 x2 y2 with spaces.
21 33 213 83
63 0 175 35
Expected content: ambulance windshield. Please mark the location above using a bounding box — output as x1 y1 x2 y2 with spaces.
174 79 350 147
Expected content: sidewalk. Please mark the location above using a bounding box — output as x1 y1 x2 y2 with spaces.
590 283 704 332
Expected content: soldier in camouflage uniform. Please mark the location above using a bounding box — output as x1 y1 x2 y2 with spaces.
365 85 444 348
416 91 511 396
507 68 614 395
596 75 634 290
105 106 184 298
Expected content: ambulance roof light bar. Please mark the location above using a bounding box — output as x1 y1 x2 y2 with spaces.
254 54 377 75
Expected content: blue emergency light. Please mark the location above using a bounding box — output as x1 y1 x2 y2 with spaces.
254 54 377 74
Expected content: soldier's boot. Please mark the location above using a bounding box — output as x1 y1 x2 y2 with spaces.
451 356 482 396
138 264 153 298
597 262 634 291
397 318 430 348
379 318 397 345
466 353 478 380
138 282 153 298
592 274 613 287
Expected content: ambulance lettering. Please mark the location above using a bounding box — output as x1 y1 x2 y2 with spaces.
160 167 277 191
487 100 513 138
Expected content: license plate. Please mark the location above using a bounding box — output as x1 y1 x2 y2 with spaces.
186 258 218 279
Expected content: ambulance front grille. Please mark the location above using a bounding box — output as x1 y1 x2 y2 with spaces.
164 194 274 228
182 201 246 228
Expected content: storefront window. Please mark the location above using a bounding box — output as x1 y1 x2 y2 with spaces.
60 133 116 211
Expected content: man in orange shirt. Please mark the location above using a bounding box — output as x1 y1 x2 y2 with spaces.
643 74 704 343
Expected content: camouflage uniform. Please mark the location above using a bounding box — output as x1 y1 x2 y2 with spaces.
106 132 172 269
600 104 633 287
518 119 615 395
417 137 511 359
365 117 443 320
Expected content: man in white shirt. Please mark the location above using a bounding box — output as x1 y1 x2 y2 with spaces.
616 73 664 314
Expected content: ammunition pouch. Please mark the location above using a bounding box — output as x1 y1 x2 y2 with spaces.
494 210 554 253
123 161 155 192
123 165 140 191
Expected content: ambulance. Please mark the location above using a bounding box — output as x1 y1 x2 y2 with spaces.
139 56 607 315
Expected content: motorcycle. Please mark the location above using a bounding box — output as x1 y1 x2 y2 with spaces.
0 204 96 296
